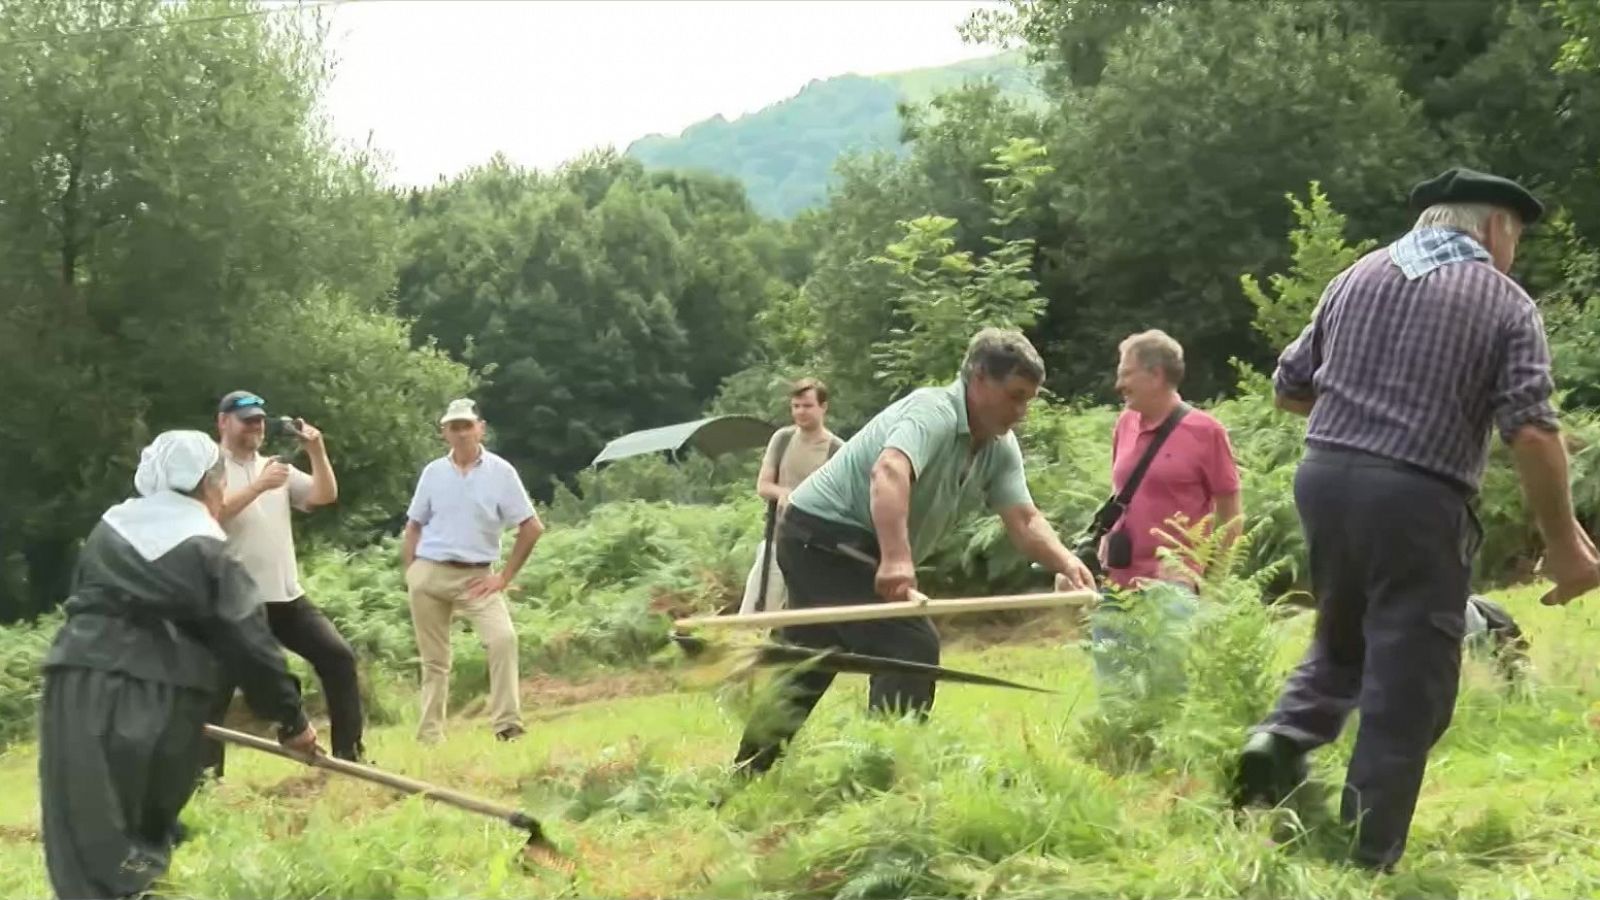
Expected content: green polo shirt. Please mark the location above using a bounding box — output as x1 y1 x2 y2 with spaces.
788 378 1034 564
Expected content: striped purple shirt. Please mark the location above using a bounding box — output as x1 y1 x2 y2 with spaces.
1273 239 1558 493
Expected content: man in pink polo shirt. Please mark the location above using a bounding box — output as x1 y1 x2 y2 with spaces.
1105 329 1243 589
1091 329 1243 693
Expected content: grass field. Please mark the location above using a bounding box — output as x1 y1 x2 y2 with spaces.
3 585 1600 899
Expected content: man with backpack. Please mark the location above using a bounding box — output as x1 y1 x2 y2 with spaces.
737 378 844 615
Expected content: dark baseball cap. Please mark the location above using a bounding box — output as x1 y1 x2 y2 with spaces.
218 390 268 420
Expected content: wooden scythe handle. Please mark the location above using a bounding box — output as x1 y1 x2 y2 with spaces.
201 724 545 836
675 589 1097 630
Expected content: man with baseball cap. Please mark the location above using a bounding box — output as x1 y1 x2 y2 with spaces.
201 389 361 772
402 398 544 743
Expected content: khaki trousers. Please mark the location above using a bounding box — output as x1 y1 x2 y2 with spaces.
405 559 521 741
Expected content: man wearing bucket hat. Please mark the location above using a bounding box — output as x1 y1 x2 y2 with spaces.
402 398 544 743
1232 167 1600 871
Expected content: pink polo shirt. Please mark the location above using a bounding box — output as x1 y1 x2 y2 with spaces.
1105 403 1241 589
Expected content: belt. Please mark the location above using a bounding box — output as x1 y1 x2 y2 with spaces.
781 506 881 567
1303 442 1474 500
1303 442 1483 557
424 558 492 569
70 607 187 642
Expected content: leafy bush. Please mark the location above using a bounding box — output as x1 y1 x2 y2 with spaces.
0 612 58 745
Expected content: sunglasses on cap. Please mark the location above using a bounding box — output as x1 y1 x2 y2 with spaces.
225 394 264 410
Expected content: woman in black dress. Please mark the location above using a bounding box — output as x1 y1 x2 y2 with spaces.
37 430 318 899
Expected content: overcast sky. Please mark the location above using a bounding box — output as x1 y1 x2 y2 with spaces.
312 0 1001 187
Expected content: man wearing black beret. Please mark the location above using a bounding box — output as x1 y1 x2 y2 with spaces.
1231 167 1600 872
1408 166 1546 228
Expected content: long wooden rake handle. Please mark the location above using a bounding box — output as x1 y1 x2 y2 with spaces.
674 589 1098 630
201 724 548 839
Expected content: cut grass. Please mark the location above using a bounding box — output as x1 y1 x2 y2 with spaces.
4 587 1600 898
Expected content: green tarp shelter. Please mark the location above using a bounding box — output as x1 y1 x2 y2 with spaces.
590 415 777 468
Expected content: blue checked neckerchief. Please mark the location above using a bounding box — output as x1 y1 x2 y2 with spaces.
1387 226 1492 281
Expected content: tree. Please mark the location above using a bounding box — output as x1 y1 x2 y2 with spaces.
641 170 796 400
871 138 1053 395
1045 0 1432 400
1351 0 1600 254
750 153 939 422
898 82 1050 253
961 0 1165 92
222 289 475 544
0 0 469 622
1241 182 1378 349
396 154 784 495
1557 0 1600 71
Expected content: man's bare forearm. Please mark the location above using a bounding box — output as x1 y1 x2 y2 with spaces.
1214 493 1244 549
870 457 914 564
1274 393 1314 416
219 485 262 524
500 518 544 582
306 444 338 506
1008 507 1077 574
1511 425 1579 543
756 478 789 506
401 522 422 568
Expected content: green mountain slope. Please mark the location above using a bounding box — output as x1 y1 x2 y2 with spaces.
626 50 1043 219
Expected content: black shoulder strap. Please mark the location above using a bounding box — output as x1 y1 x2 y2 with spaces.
1085 404 1191 539
1116 403 1191 508
826 434 843 459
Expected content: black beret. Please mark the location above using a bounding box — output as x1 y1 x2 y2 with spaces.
1409 167 1544 225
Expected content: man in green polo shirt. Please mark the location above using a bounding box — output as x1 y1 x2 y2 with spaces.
731 327 1095 776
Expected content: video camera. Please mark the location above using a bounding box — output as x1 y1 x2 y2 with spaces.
264 416 306 464
1070 494 1134 585
265 416 305 440
1071 531 1105 583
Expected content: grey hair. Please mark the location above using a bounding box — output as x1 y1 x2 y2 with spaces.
1415 203 1520 242
1119 329 1185 386
961 327 1046 384
181 457 228 500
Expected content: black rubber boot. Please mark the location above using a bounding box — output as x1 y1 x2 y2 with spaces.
1232 731 1309 809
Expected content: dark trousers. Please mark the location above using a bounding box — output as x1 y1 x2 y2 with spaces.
733 508 941 774
1257 445 1478 869
201 596 364 773
40 668 212 900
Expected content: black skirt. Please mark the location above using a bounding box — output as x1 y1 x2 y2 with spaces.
38 666 213 900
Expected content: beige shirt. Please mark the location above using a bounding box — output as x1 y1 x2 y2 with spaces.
222 452 314 604
762 425 842 491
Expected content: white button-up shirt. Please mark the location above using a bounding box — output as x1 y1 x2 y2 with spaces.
405 449 538 564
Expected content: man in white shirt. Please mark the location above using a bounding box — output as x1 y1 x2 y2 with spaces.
402 398 544 744
202 389 358 775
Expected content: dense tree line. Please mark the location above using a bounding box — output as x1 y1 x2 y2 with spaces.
5 0 1600 622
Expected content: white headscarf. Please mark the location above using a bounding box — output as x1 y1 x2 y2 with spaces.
102 430 228 562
